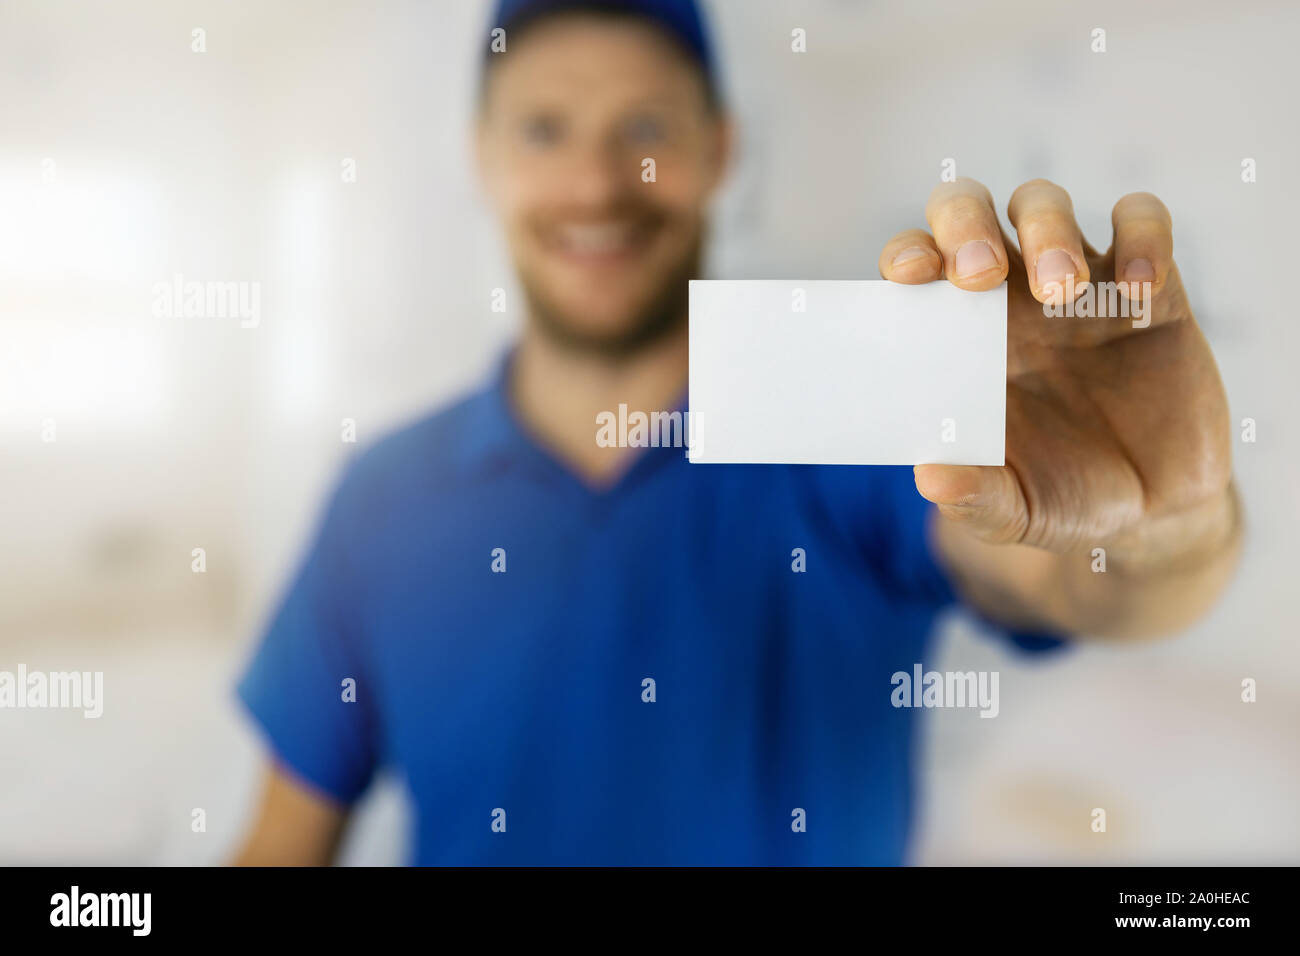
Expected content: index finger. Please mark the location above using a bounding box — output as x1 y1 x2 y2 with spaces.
924 178 1010 291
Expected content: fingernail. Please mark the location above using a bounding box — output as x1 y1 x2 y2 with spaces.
891 246 930 267
1125 258 1155 282
955 240 998 279
1035 249 1076 290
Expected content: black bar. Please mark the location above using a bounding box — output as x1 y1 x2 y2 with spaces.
1 865 1282 942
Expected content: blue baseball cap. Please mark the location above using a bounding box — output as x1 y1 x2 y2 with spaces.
485 0 720 103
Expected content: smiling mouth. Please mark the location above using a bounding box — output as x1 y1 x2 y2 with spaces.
545 220 657 263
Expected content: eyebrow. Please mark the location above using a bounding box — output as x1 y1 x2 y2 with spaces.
493 87 703 121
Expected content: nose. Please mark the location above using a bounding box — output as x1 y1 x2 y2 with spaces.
561 136 635 210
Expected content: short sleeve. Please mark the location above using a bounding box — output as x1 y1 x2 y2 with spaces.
808 464 1071 656
236 465 380 804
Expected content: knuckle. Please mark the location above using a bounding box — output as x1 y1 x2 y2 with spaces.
953 176 993 200
1114 191 1172 226
1011 177 1063 201
894 228 931 246
1016 209 1072 237
1008 179 1073 223
926 180 954 207
927 179 992 216
935 194 994 229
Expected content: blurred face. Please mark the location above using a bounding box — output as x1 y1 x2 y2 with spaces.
478 14 729 355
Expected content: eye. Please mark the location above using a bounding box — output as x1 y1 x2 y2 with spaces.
624 115 667 145
522 115 563 147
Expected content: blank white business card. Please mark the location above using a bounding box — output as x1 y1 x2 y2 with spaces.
687 280 1006 465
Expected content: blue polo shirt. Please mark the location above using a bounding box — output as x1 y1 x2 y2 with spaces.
237 353 1066 865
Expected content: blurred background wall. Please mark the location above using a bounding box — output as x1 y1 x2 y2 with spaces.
1 0 1295 864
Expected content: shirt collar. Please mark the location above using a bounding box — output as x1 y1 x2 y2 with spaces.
452 349 528 476
453 347 691 483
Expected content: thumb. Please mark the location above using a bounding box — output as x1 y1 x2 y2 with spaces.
913 464 1029 545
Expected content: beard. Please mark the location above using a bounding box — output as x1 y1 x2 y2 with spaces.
519 231 703 360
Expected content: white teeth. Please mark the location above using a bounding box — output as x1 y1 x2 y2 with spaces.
557 223 635 254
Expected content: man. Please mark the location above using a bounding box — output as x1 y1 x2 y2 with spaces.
233 0 1241 865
